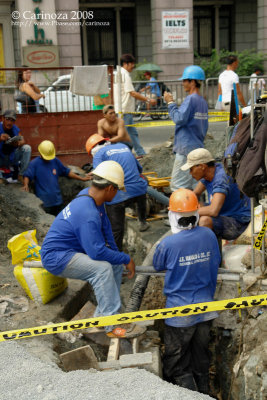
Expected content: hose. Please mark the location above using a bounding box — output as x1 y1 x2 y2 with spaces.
125 229 172 312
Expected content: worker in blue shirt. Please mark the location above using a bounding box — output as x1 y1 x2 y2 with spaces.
41 160 145 339
153 188 220 394
181 148 251 240
86 134 149 250
164 66 208 191
22 140 91 216
0 109 31 183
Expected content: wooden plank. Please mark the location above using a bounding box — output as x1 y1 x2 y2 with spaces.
71 300 96 321
107 338 120 361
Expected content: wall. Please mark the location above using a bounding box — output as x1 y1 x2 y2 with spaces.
135 0 153 63
151 0 194 81
55 0 82 66
233 0 257 51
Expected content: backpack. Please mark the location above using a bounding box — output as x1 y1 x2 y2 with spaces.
223 116 252 178
235 112 267 198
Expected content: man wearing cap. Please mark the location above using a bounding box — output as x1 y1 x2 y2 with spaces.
23 140 91 216
181 148 251 240
164 66 208 191
0 109 31 183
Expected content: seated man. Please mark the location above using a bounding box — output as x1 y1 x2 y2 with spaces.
181 148 251 240
86 134 149 251
41 160 145 339
153 189 220 394
97 104 131 147
0 109 31 183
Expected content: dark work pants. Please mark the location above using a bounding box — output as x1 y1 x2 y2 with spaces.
163 321 212 393
106 194 147 251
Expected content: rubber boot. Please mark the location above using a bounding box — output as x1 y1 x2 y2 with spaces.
194 372 210 395
173 373 198 392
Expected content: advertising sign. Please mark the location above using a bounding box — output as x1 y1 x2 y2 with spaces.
162 10 190 49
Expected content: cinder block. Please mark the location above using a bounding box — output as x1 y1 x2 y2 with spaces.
119 352 153 367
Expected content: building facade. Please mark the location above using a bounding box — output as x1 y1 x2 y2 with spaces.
0 0 267 80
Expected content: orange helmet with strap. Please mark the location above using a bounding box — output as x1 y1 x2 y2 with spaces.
85 134 108 156
168 188 199 212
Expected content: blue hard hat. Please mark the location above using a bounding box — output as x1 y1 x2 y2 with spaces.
179 65 205 81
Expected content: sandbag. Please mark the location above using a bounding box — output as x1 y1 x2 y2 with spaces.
13 264 68 304
7 230 41 265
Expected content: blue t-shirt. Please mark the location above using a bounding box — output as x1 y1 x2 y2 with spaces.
169 94 208 156
146 77 161 97
24 156 70 207
93 143 148 205
153 226 220 327
0 122 21 161
41 188 130 275
201 163 251 223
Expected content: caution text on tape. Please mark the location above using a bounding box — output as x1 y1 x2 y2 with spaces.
0 294 266 342
254 217 267 250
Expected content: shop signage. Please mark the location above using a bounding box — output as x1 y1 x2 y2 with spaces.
162 10 190 49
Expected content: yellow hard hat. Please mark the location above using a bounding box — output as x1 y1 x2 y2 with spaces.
92 160 125 190
38 140 56 160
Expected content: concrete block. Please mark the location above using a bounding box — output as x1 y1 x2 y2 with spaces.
119 352 152 368
60 345 99 372
142 345 162 378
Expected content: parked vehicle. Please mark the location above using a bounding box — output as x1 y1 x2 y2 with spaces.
38 74 93 113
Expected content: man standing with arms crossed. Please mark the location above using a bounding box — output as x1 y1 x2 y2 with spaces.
114 54 156 158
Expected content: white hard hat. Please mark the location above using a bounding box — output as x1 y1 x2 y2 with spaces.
92 160 125 190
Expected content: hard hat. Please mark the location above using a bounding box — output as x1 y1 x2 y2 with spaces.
168 188 199 212
86 134 108 156
179 65 205 81
38 140 56 160
92 160 125 190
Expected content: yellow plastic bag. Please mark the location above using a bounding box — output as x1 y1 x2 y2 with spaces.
7 230 41 265
13 264 68 304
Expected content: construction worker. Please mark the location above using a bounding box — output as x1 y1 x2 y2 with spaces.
153 188 220 394
97 104 131 146
22 140 91 216
86 134 149 251
0 109 31 183
164 66 208 191
181 148 251 240
41 160 145 339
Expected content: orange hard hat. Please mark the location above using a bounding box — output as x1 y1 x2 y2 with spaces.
85 134 108 156
168 188 199 212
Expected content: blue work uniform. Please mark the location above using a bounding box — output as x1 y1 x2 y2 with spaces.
153 226 220 328
0 123 20 162
201 163 251 223
41 187 130 275
93 143 147 205
169 94 208 156
23 156 70 208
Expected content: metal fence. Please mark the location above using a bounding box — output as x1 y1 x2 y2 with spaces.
0 66 113 114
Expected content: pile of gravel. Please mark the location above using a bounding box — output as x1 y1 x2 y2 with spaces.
1 341 212 400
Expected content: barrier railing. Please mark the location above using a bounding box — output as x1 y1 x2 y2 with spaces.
0 66 114 114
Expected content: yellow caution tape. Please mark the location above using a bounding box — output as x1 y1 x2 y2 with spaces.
125 117 228 128
127 111 229 116
253 217 267 250
0 294 266 342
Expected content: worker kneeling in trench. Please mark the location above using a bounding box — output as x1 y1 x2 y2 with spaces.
153 188 221 395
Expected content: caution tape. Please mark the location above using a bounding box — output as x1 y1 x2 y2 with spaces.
128 111 230 116
253 217 267 250
125 117 228 128
0 294 266 342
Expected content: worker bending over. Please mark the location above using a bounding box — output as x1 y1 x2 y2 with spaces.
23 140 91 216
86 134 149 251
41 160 145 339
181 148 251 240
153 189 220 394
